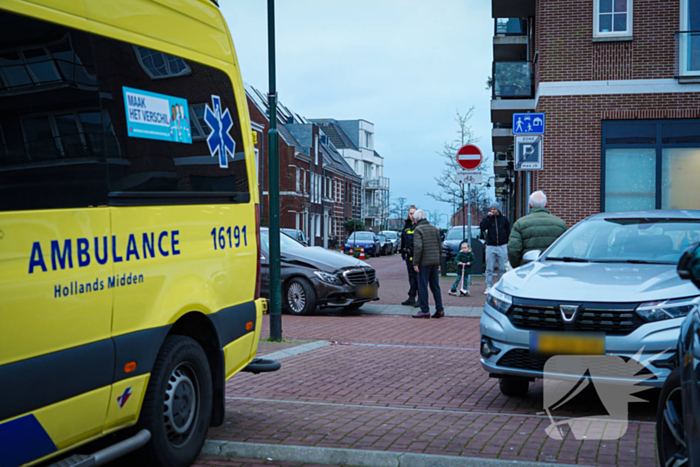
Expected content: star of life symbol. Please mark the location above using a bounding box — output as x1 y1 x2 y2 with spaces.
204 95 236 168
540 348 669 440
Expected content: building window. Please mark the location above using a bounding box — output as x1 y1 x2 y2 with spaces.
602 120 700 211
679 0 700 76
364 131 373 149
593 0 632 40
295 167 301 192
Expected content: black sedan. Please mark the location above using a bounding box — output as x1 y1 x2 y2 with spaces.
657 243 700 466
259 228 380 315
442 226 482 261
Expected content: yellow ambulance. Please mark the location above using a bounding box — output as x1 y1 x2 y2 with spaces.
0 1 269 465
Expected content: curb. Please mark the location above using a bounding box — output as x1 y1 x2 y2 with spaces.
202 440 586 467
261 340 330 361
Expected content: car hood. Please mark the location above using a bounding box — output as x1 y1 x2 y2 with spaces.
498 261 699 302
443 239 462 249
282 247 370 272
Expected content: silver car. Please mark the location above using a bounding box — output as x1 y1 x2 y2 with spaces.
480 210 700 396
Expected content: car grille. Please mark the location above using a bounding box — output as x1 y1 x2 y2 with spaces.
496 349 655 378
344 268 376 285
507 298 645 336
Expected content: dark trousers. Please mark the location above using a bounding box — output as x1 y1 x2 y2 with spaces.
417 266 444 313
405 257 418 300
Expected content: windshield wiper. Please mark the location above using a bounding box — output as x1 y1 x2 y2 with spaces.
594 259 673 265
546 257 591 263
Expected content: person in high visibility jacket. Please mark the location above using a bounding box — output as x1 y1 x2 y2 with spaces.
400 205 419 307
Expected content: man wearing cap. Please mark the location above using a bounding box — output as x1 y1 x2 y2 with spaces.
479 201 511 294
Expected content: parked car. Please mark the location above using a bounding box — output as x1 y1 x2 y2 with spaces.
380 230 400 253
260 228 379 315
344 231 380 257
480 210 700 396
377 234 392 256
656 242 700 466
442 225 482 261
282 228 308 246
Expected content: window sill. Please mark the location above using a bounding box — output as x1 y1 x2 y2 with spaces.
592 35 633 42
677 75 700 84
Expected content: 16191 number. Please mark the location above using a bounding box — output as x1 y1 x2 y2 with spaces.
210 226 247 250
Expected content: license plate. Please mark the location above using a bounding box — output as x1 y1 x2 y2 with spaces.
356 284 378 299
529 332 605 356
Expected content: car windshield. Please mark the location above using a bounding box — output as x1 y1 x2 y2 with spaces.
381 231 397 239
545 218 700 264
260 230 304 253
350 232 374 241
447 228 479 240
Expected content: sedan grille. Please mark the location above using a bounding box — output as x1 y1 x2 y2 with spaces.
344 268 376 285
507 298 645 336
496 349 655 378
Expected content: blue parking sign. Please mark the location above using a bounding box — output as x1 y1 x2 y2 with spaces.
512 113 545 135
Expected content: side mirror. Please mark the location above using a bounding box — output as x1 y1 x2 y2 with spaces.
677 243 700 289
522 250 541 264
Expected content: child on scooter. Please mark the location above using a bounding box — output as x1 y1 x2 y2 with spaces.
448 241 475 296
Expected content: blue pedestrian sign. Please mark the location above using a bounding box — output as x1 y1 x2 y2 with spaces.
512 113 545 135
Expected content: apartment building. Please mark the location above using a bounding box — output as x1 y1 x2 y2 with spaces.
312 119 390 229
245 84 361 247
491 0 700 225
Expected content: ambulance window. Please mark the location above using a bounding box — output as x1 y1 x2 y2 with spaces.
0 10 108 211
92 35 250 205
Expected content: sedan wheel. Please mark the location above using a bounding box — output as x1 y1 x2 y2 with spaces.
657 368 688 467
285 277 317 315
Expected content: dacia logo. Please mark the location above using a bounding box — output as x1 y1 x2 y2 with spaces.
559 304 579 322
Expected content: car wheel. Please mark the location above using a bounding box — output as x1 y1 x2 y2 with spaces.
285 277 317 315
657 367 688 466
499 376 529 396
136 335 212 467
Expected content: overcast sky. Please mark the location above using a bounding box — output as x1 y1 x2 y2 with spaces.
222 1 494 228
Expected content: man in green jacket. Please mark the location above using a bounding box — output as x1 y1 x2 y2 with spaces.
412 210 445 319
508 191 568 268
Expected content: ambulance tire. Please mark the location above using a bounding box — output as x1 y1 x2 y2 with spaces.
138 335 213 467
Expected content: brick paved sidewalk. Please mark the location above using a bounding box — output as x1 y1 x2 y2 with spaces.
204 315 660 466
194 456 342 467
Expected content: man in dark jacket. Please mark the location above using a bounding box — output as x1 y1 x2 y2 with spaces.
400 206 419 307
508 191 567 267
412 210 445 319
479 201 511 294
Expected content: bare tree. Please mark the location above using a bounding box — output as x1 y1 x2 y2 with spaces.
428 209 445 228
390 196 408 220
426 108 491 224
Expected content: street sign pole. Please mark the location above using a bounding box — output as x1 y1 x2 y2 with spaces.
267 0 281 341
467 183 472 250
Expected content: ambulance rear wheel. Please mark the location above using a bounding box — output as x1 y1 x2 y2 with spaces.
138 335 212 467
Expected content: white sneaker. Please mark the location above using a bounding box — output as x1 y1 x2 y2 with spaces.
484 287 490 295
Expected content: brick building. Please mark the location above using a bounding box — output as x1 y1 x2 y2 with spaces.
491 0 700 226
245 84 361 247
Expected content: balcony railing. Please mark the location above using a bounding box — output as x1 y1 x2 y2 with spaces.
364 176 389 190
675 31 700 78
495 18 528 36
492 61 534 99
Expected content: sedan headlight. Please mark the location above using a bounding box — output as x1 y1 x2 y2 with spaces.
636 296 700 322
486 288 512 314
314 270 343 286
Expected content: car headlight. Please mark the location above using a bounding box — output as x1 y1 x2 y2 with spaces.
486 288 512 314
636 296 700 322
314 271 343 286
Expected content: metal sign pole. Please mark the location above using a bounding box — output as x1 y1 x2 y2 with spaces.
267 0 281 341
467 183 472 250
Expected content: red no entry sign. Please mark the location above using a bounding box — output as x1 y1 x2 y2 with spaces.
456 144 482 170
